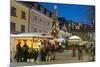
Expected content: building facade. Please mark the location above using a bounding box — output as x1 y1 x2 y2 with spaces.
18 2 53 34
30 9 53 33
11 1 53 34
10 0 30 33
58 17 71 32
58 17 92 41
29 2 53 33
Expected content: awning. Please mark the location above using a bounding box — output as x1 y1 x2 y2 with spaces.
69 36 81 40
68 35 82 45
10 32 53 38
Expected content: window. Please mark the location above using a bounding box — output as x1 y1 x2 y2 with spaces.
34 28 37 32
40 18 42 22
40 30 41 32
44 31 45 33
43 20 45 24
21 25 25 32
48 22 49 25
10 22 16 33
21 11 26 19
34 16 37 20
11 7 16 16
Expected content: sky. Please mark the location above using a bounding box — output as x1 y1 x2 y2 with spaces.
39 2 95 24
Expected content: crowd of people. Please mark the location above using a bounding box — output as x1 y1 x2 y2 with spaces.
87 43 95 61
14 40 63 63
71 42 95 61
14 39 95 63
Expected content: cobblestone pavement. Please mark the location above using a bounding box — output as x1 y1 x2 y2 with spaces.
10 50 93 66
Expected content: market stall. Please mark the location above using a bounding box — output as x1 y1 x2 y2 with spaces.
68 35 82 46
10 33 53 61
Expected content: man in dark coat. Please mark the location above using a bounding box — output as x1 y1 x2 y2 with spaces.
91 44 95 61
41 45 46 61
51 44 56 60
78 46 83 60
34 48 38 62
72 45 76 57
16 42 22 62
22 42 29 62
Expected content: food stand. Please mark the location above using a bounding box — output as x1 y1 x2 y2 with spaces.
10 33 53 61
68 36 82 46
68 35 89 50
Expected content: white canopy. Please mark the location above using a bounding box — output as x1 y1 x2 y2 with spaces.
68 35 82 45
69 35 81 40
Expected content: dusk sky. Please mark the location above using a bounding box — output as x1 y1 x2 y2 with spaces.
39 2 95 24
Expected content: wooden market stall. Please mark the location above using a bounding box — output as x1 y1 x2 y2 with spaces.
10 33 53 61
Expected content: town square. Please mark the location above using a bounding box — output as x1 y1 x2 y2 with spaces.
10 0 95 66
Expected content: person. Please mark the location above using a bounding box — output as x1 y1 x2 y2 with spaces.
36 41 42 62
36 48 42 63
91 44 95 61
85 43 90 54
22 42 29 62
51 44 56 60
78 46 83 60
41 40 47 62
88 43 92 61
45 42 51 61
34 48 38 62
28 48 33 62
16 42 22 62
72 45 76 57
41 45 46 61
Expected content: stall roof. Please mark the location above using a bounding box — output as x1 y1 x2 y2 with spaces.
10 32 53 38
69 35 82 40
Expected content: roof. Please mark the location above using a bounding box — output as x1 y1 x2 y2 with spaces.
69 35 82 40
10 32 53 38
18 1 53 17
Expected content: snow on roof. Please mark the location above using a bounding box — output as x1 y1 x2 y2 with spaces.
10 32 52 38
69 35 82 40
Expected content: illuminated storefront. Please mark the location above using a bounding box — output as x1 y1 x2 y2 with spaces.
10 33 53 61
